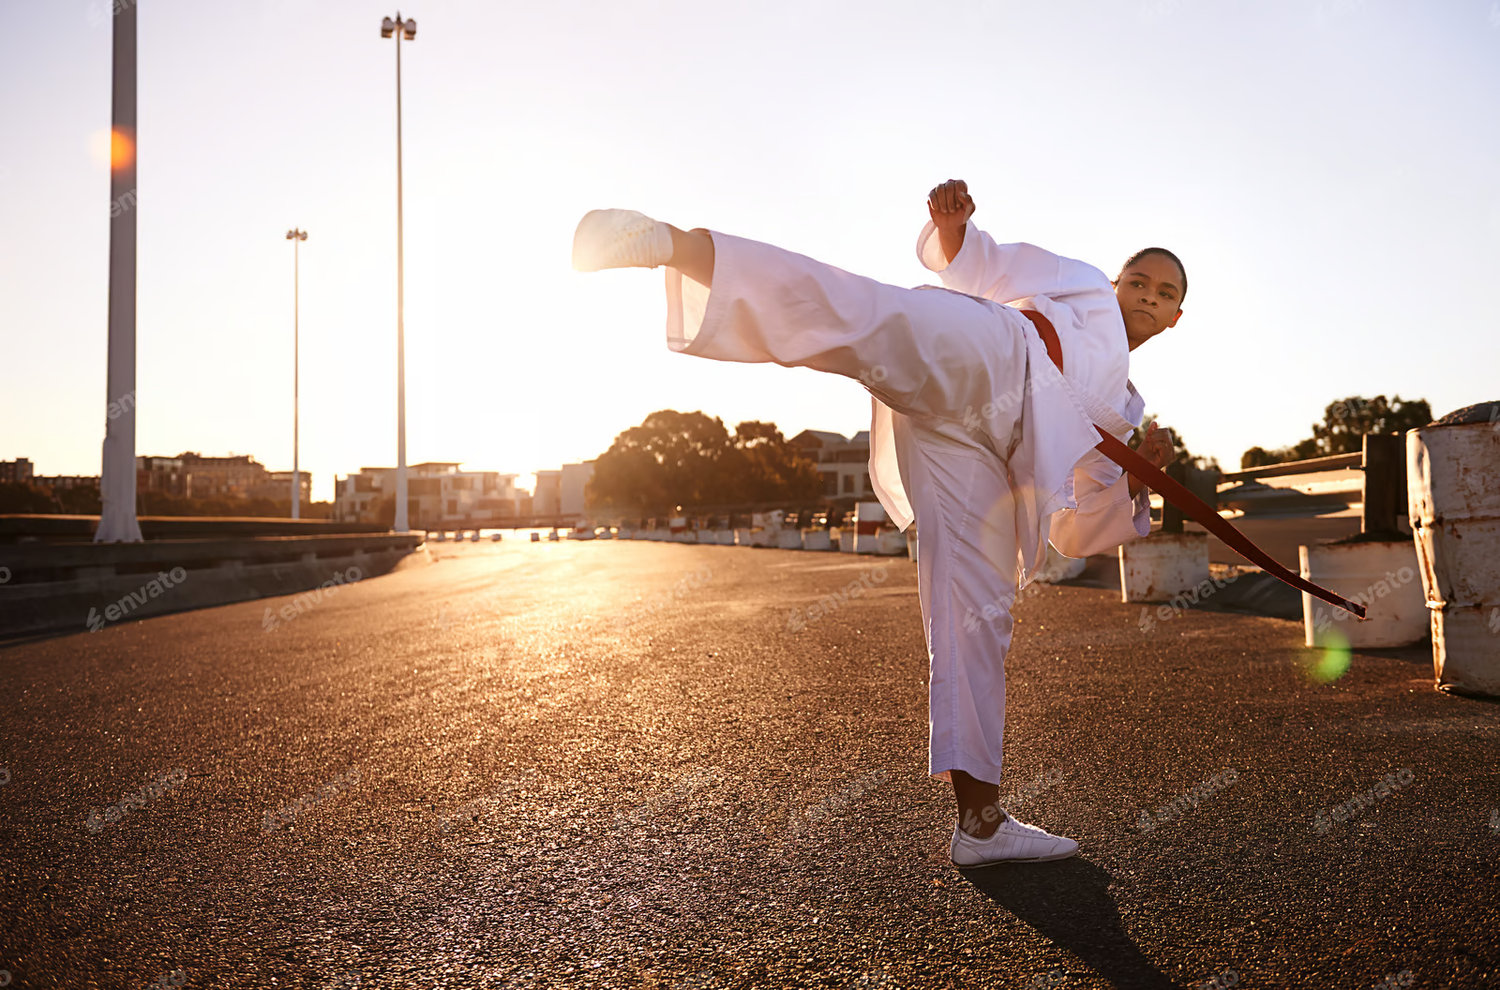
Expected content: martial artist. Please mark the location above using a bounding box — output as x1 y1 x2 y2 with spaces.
571 180 1182 867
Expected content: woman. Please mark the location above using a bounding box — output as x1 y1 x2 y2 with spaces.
571 182 1181 867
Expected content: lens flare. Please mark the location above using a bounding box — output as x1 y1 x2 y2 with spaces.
1303 628 1352 683
110 129 135 170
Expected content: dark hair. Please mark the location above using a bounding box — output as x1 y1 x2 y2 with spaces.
1118 247 1187 302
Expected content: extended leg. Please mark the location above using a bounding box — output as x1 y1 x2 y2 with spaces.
573 209 1031 433
667 226 714 289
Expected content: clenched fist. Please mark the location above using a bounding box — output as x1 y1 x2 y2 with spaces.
928 178 975 229
1128 421 1176 498
928 179 975 263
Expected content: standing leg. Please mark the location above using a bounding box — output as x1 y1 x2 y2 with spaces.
896 420 1079 864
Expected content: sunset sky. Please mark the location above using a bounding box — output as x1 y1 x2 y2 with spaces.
3 0 1498 501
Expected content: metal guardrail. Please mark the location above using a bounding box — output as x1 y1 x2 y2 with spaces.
0 514 391 545
1218 452 1362 482
0 533 422 586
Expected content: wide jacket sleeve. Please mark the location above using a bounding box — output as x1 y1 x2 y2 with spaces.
916 219 1111 304
1047 447 1152 559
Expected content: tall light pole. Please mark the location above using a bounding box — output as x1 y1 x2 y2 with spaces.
381 12 416 532
96 0 142 542
286 228 308 519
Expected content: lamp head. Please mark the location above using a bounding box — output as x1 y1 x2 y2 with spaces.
381 16 395 38
402 18 416 39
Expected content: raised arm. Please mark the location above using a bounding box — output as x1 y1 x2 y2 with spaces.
919 179 1112 303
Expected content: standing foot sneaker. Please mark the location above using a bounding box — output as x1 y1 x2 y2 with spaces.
950 813 1079 867
571 209 674 272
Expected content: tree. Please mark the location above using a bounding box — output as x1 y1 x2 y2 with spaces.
1239 394 1431 468
586 410 822 513
722 421 825 504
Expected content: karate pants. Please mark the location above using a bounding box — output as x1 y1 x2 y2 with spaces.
664 232 1027 786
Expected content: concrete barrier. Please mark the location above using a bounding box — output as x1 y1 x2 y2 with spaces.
0 533 422 637
1120 532 1210 602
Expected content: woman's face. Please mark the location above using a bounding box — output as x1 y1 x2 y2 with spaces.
1114 253 1184 350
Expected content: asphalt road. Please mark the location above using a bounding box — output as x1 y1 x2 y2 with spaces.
1 538 1497 989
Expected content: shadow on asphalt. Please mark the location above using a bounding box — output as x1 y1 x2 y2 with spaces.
960 857 1180 989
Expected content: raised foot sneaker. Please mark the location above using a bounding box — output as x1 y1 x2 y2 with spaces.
950 813 1080 867
571 209 673 272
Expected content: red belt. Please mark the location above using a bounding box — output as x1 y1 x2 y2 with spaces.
1020 308 1367 619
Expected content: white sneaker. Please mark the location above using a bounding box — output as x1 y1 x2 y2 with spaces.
949 812 1080 867
571 209 674 272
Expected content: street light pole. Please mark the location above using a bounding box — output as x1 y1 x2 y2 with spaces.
96 0 142 543
381 12 417 532
286 228 308 519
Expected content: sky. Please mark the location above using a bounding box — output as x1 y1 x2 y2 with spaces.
2 0 1498 502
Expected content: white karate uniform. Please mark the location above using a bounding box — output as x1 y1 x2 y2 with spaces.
662 220 1149 786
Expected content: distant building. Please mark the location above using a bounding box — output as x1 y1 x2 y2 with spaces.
533 469 561 516
247 471 312 505
136 456 186 498
31 474 99 491
789 430 872 498
332 462 530 528
175 452 269 500
559 461 595 517
0 457 34 484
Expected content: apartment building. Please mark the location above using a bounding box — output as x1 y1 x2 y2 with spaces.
789 430 872 498
332 462 530 528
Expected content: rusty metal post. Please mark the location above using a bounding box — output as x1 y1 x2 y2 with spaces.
1362 433 1405 534
1161 461 1187 533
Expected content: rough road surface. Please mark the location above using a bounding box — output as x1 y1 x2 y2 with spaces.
1 538 1496 989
